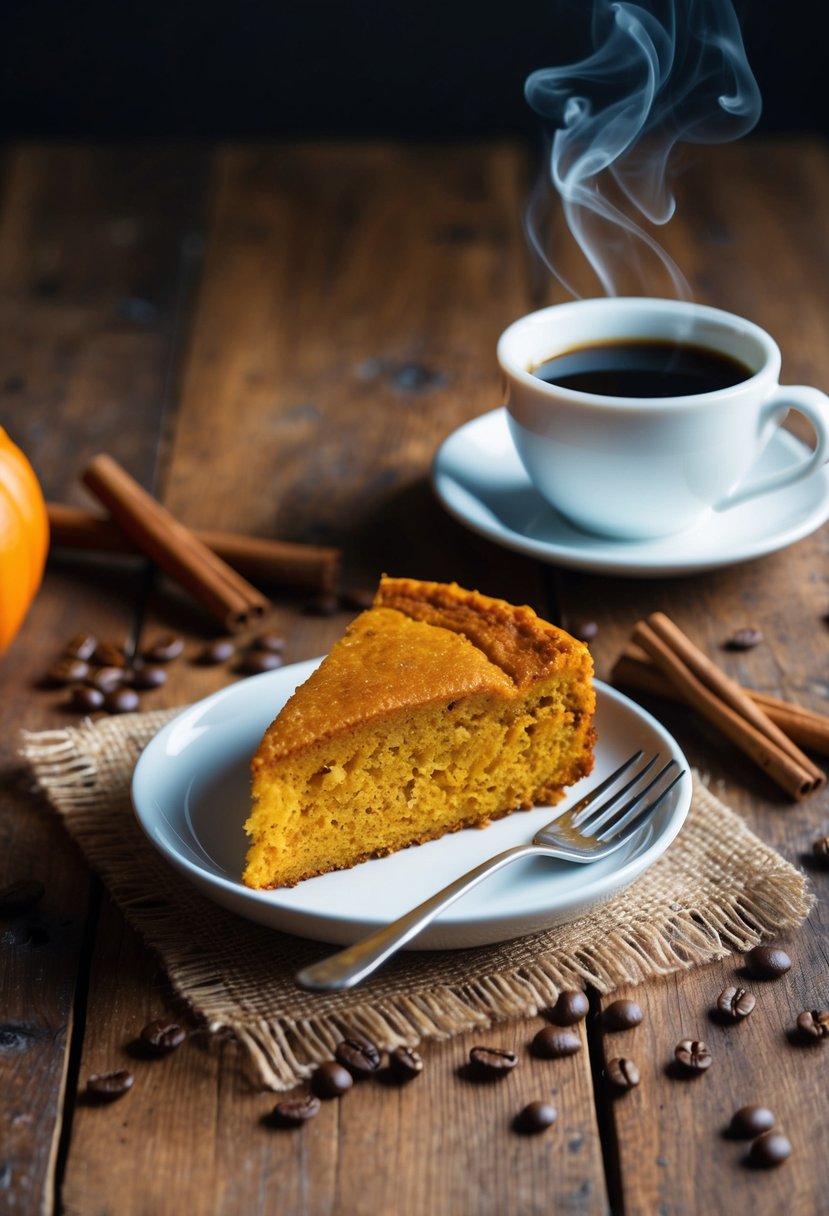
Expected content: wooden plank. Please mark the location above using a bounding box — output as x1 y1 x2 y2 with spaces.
550 139 829 1214
0 144 209 1214
61 142 609 1216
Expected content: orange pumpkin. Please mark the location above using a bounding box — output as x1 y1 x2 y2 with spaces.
0 427 49 655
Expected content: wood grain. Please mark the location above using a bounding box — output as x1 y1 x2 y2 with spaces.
4 137 829 1215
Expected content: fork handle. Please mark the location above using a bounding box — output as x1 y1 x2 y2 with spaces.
295 843 538 991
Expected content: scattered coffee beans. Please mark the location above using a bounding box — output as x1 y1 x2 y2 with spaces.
603 999 643 1031
796 1009 829 1040
93 640 128 668
0 879 45 915
87 665 126 693
103 687 140 714
270 1094 321 1126
674 1039 712 1074
311 1060 353 1098
514 1100 557 1134
812 836 829 864
252 632 286 654
530 1027 582 1060
550 990 589 1026
143 634 185 663
605 1057 640 1090
64 633 98 661
139 1020 187 1055
745 945 791 980
729 1105 775 1139
238 650 284 675
87 1070 134 1101
724 627 763 651
748 1130 791 1168
572 621 598 642
716 986 756 1022
469 1046 519 1077
45 656 91 686
335 1034 382 1077
130 664 167 690
68 685 106 712
196 638 236 665
388 1046 423 1081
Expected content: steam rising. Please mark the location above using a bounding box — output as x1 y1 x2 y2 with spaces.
525 0 761 296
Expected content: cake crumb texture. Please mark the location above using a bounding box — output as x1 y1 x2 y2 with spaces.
244 577 595 889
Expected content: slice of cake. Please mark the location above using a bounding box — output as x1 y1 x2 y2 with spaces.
244 577 595 889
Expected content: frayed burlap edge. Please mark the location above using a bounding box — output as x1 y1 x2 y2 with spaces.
20 712 813 1090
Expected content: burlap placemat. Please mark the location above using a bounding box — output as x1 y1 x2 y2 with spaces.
21 709 812 1091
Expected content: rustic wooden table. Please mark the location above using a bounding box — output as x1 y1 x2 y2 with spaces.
1 138 828 1216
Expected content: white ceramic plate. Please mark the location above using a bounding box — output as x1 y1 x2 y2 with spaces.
432 408 829 577
131 661 691 950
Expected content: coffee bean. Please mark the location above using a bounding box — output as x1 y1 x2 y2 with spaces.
86 1070 134 1101
196 638 236 665
130 664 167 690
469 1045 519 1077
745 944 791 980
335 1034 382 1076
68 684 106 712
550 990 589 1026
93 640 128 667
302 594 340 617
729 1105 775 1138
237 650 284 675
796 1009 829 1040
0 879 45 915
514 1100 557 1134
87 665 126 693
530 1027 582 1059
724 627 763 651
573 620 598 642
139 1019 187 1055
716 985 756 1022
103 687 140 714
748 1130 792 1168
143 634 185 663
44 656 91 686
270 1094 321 1126
311 1060 353 1098
812 836 829 864
603 999 643 1031
605 1057 640 1090
252 632 286 654
674 1039 712 1074
64 633 98 662
388 1046 423 1081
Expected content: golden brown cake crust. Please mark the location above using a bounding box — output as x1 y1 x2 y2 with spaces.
374 577 581 690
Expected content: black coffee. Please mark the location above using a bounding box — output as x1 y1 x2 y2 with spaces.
532 340 752 397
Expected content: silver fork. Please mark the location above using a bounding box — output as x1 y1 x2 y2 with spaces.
295 751 686 992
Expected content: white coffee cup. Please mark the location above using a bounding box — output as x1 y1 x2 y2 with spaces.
498 297 829 540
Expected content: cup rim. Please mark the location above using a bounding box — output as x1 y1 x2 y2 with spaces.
497 297 779 408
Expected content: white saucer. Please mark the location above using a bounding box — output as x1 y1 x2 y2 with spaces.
432 408 829 577
131 662 691 950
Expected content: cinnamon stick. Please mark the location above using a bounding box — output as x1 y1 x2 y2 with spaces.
612 643 829 757
81 455 271 632
631 613 825 799
47 502 340 593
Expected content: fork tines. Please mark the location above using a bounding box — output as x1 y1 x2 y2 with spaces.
574 752 684 842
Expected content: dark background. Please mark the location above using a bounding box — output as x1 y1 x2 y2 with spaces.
2 1 827 140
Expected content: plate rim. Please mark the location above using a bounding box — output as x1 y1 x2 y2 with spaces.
431 407 829 577
131 662 692 947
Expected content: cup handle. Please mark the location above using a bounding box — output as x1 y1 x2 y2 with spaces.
715 386 829 512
